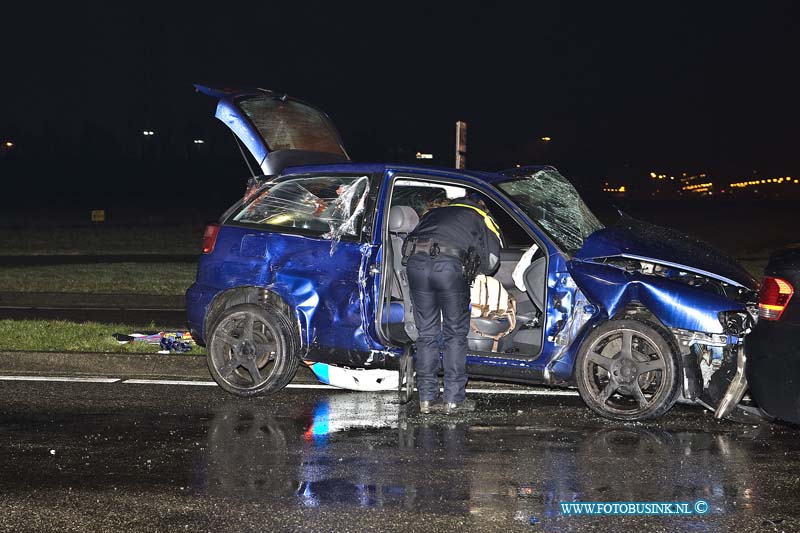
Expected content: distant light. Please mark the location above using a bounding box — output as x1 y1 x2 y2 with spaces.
3 141 12 148
516 164 521 168
415 152 433 159
670 176 674 180
142 130 155 136
541 136 551 142
619 186 626 192
193 139 205 144
649 172 657 178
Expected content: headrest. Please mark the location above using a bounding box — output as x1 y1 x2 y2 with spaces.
388 205 419 233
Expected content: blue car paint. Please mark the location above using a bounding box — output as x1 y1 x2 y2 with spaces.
194 85 270 169
188 85 755 389
568 260 746 334
188 224 381 359
187 160 753 386
576 217 757 290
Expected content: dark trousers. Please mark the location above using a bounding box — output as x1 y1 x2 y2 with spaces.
406 254 470 403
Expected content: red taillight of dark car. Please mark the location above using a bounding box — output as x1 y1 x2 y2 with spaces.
201 224 220 254
758 276 795 320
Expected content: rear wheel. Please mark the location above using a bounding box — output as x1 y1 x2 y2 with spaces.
575 319 680 421
207 304 299 397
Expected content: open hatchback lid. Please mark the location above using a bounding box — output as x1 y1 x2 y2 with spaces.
194 84 350 174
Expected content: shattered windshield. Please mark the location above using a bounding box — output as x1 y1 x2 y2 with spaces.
495 168 604 254
233 175 370 247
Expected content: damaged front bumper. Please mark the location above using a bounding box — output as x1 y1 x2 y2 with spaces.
671 310 754 420
712 342 748 419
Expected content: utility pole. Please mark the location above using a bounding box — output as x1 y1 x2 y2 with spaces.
455 120 467 169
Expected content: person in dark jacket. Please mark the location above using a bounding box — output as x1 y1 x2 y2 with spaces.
403 195 502 414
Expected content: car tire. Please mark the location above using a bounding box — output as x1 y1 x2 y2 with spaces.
207 303 300 397
575 319 681 421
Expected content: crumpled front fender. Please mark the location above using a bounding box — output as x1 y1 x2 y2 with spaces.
568 261 747 334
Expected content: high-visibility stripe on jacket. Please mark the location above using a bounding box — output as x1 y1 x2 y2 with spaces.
448 203 502 242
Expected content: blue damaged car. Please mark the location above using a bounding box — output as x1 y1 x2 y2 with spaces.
186 84 759 421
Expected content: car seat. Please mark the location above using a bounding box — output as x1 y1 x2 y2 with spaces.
510 256 547 351
387 205 419 340
468 274 516 351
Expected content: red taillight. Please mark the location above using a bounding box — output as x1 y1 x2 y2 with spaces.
758 276 794 320
201 224 220 254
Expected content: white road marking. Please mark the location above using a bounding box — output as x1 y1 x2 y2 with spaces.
286 384 340 389
0 375 120 383
0 375 575 396
466 387 579 396
123 380 339 389
123 379 217 386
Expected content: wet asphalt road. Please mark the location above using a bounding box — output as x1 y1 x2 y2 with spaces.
0 380 798 532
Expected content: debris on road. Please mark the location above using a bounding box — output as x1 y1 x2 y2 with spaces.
113 331 195 353
306 362 399 391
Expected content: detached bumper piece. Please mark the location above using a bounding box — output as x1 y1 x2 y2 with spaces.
713 343 748 420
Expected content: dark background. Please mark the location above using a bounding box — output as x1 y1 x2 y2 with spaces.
1 1 797 216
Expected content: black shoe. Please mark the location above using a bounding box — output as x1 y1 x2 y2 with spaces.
419 398 444 414
444 399 476 414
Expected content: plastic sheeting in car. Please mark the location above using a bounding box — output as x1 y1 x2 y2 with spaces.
233 175 370 255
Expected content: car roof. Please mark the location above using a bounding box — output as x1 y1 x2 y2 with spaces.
280 162 549 185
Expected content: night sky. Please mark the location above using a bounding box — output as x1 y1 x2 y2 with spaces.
2 1 798 206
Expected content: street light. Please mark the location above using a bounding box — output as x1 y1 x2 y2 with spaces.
193 139 205 144
142 130 155 136
541 136 551 142
4 141 13 148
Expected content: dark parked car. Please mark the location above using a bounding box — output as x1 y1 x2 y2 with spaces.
746 245 800 424
186 84 759 421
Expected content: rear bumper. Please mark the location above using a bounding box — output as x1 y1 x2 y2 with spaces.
746 322 800 424
185 282 220 345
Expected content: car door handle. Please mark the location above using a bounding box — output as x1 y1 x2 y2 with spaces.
368 265 380 276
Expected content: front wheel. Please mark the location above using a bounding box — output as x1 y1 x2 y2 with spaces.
207 304 299 397
575 319 681 421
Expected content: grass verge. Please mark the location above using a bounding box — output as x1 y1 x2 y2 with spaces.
0 225 204 256
0 263 196 295
0 319 205 355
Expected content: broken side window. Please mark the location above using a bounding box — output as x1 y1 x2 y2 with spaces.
495 168 604 254
233 175 370 243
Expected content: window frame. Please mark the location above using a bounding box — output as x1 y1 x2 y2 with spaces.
386 173 544 251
